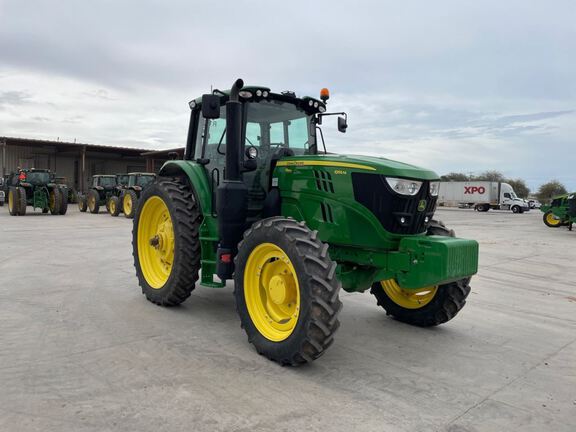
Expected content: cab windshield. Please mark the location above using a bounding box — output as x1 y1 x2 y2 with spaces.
245 100 315 155
131 175 155 187
99 177 116 188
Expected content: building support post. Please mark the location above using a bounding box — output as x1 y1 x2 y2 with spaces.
1 140 6 178
81 145 86 193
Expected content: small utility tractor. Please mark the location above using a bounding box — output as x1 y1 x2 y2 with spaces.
109 172 156 218
541 193 576 230
78 175 117 214
132 80 479 365
7 168 68 216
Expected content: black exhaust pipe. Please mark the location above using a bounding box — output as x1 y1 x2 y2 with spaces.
216 79 248 280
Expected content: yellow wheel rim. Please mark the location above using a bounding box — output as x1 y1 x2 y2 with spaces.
110 199 116 214
244 243 300 342
546 213 561 226
124 194 133 215
137 196 174 289
8 190 14 213
380 279 438 309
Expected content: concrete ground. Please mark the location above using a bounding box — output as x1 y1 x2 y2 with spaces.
0 206 575 432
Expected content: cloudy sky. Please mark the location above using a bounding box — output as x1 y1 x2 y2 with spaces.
1 0 575 191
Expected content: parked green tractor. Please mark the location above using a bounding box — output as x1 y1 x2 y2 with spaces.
7 168 68 216
541 193 576 230
78 175 117 214
109 172 156 218
132 80 479 365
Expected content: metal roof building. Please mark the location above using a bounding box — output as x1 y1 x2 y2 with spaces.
0 136 184 193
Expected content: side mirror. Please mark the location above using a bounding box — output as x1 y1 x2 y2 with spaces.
338 116 348 133
201 94 221 119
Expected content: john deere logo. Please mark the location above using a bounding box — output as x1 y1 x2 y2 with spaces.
418 200 427 211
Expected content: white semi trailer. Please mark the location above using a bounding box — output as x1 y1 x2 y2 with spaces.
438 181 530 213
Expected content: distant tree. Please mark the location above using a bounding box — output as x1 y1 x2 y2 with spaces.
536 180 567 201
440 172 470 181
506 178 530 198
475 170 506 182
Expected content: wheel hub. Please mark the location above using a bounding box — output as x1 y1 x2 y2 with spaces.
268 275 288 305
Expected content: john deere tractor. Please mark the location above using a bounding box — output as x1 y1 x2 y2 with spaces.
7 168 67 216
109 172 156 218
78 175 117 213
541 193 576 230
132 79 479 365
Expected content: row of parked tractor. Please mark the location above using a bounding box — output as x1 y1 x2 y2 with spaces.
77 172 156 218
541 192 576 231
0 168 156 218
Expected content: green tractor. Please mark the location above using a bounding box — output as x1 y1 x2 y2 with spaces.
52 176 77 205
109 172 156 218
541 193 576 230
7 168 68 216
132 80 479 365
78 175 117 214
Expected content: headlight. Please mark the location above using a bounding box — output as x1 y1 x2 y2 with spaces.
429 181 440 196
386 177 422 196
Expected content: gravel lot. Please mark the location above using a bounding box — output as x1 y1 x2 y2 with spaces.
0 206 574 432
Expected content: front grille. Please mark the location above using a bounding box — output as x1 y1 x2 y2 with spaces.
351 173 437 235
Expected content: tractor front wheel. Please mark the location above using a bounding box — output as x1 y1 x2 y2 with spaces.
123 190 138 219
133 179 201 306
234 217 342 366
109 196 121 216
543 211 562 228
78 194 88 212
370 278 471 327
87 190 99 214
371 219 471 326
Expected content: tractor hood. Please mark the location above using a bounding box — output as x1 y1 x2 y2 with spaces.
277 154 439 180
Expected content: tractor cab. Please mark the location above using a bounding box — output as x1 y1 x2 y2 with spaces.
189 85 346 223
116 174 129 188
92 175 117 191
127 172 156 190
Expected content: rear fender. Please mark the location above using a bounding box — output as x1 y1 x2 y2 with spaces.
159 160 212 215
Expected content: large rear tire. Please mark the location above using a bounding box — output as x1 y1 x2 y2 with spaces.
123 190 138 219
543 211 562 228
49 188 62 215
87 190 100 214
234 217 342 366
371 219 471 327
59 188 68 215
133 179 201 306
8 187 18 216
17 187 26 216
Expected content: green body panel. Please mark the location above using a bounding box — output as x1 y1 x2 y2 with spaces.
159 160 224 288
540 193 576 224
169 153 479 292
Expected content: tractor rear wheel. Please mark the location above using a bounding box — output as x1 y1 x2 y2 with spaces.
17 187 26 216
8 187 18 216
234 217 342 366
543 211 562 228
49 188 62 215
371 219 471 327
123 190 138 219
87 190 99 214
59 189 68 215
133 179 201 306
78 194 88 212
109 196 121 216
